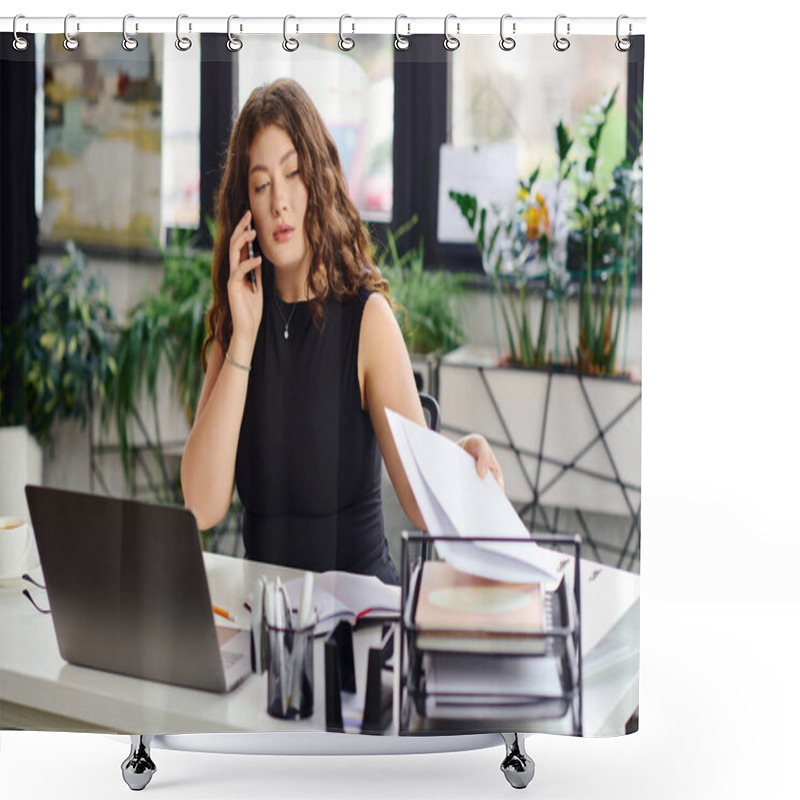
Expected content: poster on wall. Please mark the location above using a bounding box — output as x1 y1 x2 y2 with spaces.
40 33 162 251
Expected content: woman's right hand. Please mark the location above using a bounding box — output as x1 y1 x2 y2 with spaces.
227 209 264 348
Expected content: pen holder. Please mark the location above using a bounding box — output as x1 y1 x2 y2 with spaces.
266 617 315 720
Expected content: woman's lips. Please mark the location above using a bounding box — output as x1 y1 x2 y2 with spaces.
273 226 294 243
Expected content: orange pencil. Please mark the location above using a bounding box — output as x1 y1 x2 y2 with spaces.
213 605 236 622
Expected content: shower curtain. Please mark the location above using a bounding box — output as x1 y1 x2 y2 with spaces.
0 13 644 795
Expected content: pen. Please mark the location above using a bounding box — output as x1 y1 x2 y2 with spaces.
274 579 289 715
298 571 314 629
213 604 236 622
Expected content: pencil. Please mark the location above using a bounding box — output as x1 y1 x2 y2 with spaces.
213 604 236 622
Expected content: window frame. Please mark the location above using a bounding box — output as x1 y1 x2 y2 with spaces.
196 34 644 273
391 34 645 275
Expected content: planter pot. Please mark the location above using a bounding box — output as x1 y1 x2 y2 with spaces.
438 346 641 557
0 426 43 518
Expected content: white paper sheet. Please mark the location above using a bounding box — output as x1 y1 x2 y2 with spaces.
386 409 562 584
283 571 401 636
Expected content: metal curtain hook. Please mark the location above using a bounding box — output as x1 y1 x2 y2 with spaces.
13 15 29 51
227 15 243 52
553 14 570 52
394 15 410 50
63 13 79 51
499 14 516 51
176 14 192 51
444 14 460 51
122 15 138 51
339 14 355 51
616 15 632 52
283 15 299 52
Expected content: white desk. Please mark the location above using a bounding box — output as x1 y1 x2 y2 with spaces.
0 552 639 737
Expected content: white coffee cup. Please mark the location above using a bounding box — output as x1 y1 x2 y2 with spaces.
0 516 34 581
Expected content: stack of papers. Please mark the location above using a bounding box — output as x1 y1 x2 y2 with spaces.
422 652 568 721
386 409 565 584
413 560 547 655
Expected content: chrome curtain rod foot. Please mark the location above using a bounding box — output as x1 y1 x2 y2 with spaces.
500 733 535 789
121 735 157 791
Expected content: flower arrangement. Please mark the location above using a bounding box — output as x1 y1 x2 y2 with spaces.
450 87 642 377
450 121 573 369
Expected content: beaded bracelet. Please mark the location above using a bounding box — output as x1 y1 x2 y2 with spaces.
225 350 252 372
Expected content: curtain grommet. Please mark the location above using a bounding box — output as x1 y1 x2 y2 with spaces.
175 14 192 52
499 14 516 51
12 15 30 52
444 14 460 51
338 14 355 51
63 13 79 51
554 14 570 52
122 14 138 51
283 15 299 52
394 15 410 51
227 15 243 52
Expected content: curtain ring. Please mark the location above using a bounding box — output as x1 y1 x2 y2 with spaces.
499 14 516 51
394 15 410 51
63 13 79 51
12 15 29 51
283 15 299 52
443 14 460 51
339 15 355 51
122 15 138 51
175 14 192 51
227 15 243 52
615 15 632 52
553 14 570 52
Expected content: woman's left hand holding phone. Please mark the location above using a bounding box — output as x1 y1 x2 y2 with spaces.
227 210 264 361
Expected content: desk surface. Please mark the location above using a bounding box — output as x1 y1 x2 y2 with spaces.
0 552 639 737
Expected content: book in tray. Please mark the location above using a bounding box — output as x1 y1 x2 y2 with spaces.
413 561 547 655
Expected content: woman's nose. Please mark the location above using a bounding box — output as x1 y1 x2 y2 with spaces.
271 179 288 215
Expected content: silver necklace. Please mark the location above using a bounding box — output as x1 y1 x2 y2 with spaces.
273 292 298 340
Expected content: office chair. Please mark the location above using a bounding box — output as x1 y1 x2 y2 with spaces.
418 392 440 432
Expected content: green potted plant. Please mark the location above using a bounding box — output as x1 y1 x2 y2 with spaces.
100 226 213 503
0 242 117 516
440 90 642 539
373 217 466 396
568 88 642 376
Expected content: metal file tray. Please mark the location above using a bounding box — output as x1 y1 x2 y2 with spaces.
398 532 583 736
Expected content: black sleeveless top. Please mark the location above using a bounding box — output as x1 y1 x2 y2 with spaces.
235 271 394 579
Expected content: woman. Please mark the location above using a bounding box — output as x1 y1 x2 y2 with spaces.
181 78 502 584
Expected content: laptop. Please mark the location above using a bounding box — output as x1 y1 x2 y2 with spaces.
24 485 251 693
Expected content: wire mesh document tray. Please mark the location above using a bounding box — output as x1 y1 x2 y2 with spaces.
399 532 583 736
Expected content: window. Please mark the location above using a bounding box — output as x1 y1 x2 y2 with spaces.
161 39 201 232
451 35 629 191
237 36 394 223
391 35 643 271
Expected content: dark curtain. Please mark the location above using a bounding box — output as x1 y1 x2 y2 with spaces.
0 33 39 415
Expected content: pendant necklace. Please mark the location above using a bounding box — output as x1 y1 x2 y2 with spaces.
273 292 298 340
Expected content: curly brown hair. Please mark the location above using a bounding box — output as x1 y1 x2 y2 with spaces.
201 78 390 370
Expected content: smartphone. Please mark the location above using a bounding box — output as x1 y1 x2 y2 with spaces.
246 213 257 288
